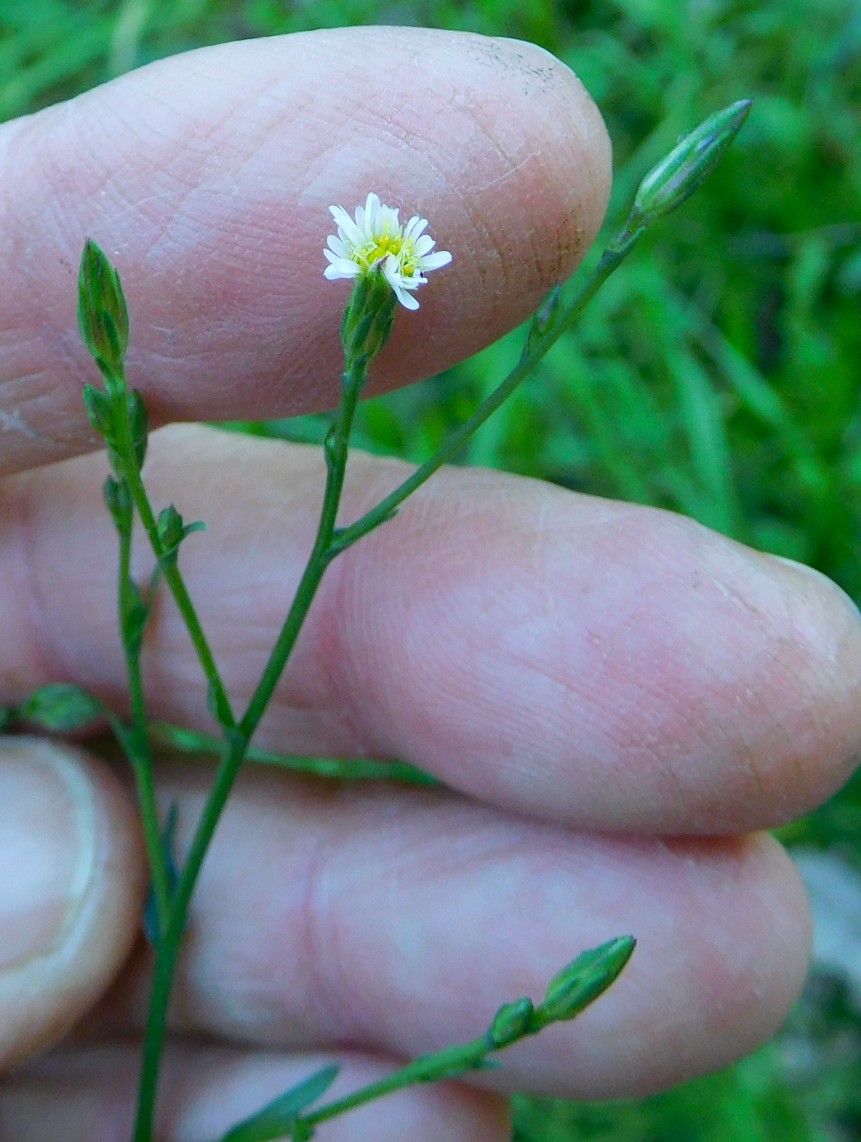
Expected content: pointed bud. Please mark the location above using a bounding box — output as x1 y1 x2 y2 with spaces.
540 936 635 1023
156 504 205 568
488 997 536 1048
629 101 752 230
77 239 130 376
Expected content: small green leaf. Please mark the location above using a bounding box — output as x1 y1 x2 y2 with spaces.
82 383 114 440
77 239 129 374
206 680 235 733
103 475 133 536
128 389 149 469
144 802 180 946
539 936 635 1024
220 1065 339 1142
525 285 561 355
17 683 104 731
123 579 151 656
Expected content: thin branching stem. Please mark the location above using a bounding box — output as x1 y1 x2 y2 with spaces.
132 353 368 1140
113 463 170 931
336 244 631 550
112 387 236 732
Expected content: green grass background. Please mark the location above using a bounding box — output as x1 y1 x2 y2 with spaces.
2 0 859 1138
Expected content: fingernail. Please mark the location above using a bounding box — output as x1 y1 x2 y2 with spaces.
0 738 96 971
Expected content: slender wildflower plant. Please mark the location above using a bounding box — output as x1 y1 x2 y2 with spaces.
7 99 750 1139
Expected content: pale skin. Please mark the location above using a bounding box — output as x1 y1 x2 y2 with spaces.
0 25 859 1141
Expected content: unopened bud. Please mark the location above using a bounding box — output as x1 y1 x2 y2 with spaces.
77 239 130 376
632 100 752 227
540 936 635 1023
488 997 536 1048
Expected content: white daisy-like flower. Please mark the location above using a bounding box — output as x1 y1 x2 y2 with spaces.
324 192 452 310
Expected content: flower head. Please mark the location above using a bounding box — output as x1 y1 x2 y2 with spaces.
324 192 452 310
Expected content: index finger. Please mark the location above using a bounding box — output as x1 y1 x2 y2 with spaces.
0 27 611 476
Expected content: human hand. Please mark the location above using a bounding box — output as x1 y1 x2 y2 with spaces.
1 26 859 1141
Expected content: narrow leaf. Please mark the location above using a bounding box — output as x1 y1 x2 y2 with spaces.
103 475 133 536
82 383 114 439
128 389 149 468
123 579 151 656
524 285 562 355
220 1065 339 1142
17 683 104 731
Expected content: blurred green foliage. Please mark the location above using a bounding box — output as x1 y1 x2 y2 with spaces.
2 1 859 1139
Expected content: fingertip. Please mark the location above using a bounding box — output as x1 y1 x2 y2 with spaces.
0 28 612 473
573 832 812 1098
333 476 861 834
0 736 145 1069
582 514 861 832
683 541 861 830
688 832 812 1070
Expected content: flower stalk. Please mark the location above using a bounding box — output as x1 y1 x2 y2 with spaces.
130 243 415 1140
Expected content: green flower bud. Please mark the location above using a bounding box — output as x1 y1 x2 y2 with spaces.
157 504 205 569
540 936 635 1023
630 100 752 229
488 997 536 1048
340 269 399 366
77 239 130 376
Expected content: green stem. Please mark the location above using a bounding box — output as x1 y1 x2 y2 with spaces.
303 1039 491 1131
114 380 235 731
150 721 440 786
132 353 369 1141
335 242 636 551
300 933 636 1134
116 490 170 933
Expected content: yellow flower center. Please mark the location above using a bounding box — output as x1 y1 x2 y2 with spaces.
353 224 425 279
354 230 403 271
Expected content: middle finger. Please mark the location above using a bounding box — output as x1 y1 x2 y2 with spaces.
86 760 809 1101
3 425 860 834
